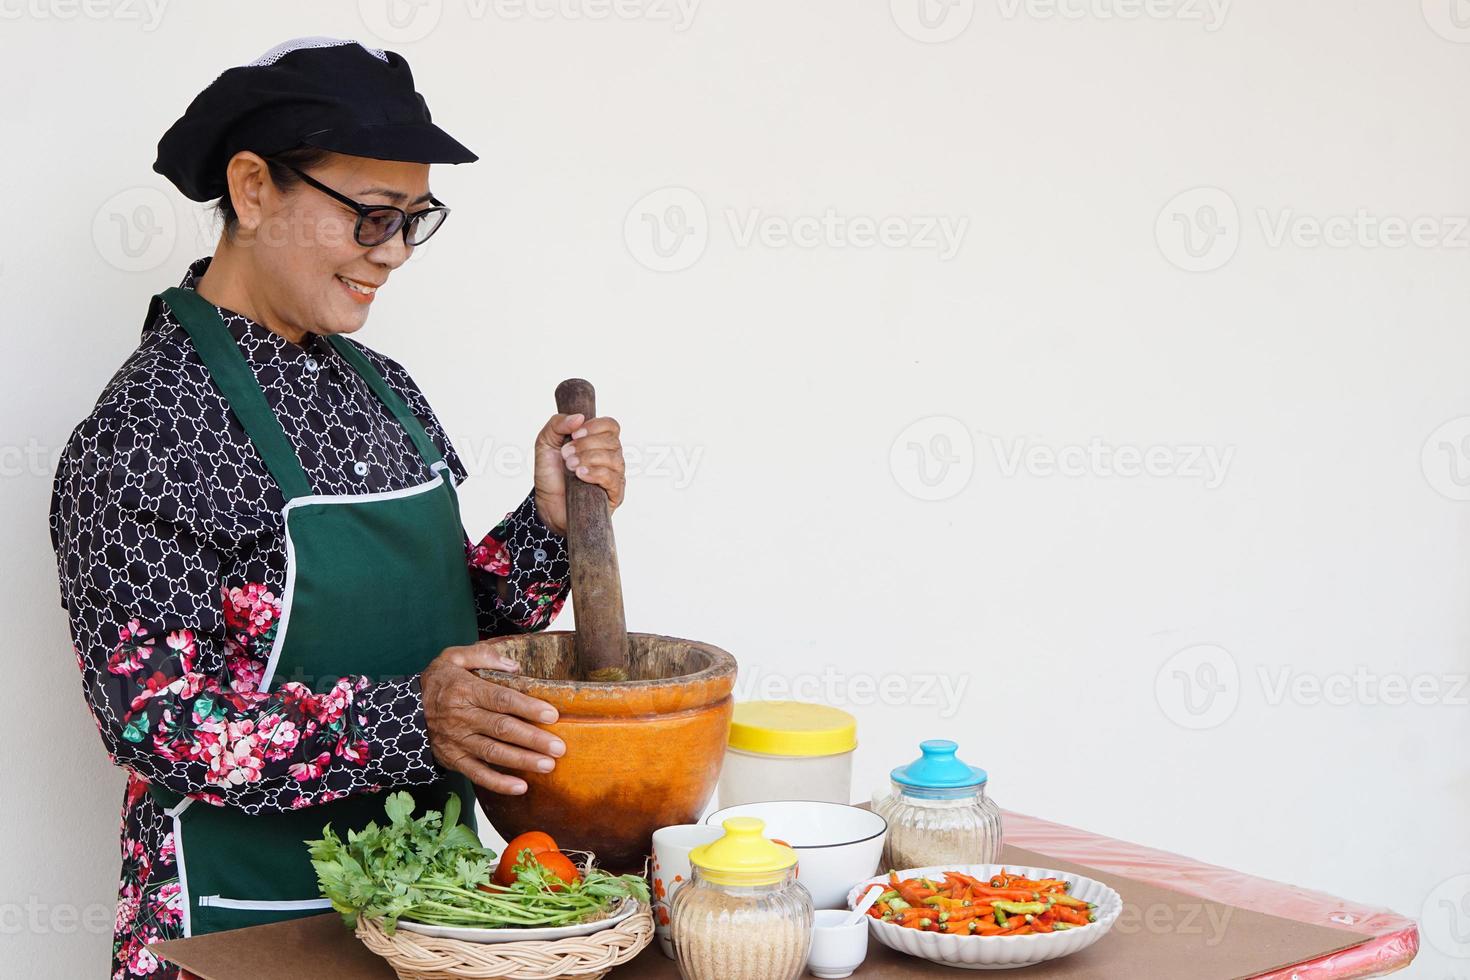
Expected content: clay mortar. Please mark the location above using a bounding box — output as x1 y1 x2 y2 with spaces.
474 630 737 873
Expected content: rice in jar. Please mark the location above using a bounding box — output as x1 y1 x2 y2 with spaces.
670 817 813 980
874 740 1002 869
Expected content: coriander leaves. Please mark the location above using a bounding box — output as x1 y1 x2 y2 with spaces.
306 791 648 934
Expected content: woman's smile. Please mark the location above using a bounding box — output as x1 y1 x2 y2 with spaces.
336 273 380 303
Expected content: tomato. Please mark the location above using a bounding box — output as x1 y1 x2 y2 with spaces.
506 831 558 856
494 831 560 886
533 850 582 891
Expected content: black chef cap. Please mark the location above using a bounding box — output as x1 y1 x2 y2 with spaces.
154 37 478 202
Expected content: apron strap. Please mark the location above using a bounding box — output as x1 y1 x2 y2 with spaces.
159 286 449 495
159 287 313 501
324 333 447 471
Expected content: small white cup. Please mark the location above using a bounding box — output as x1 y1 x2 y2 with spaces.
650 823 723 959
807 908 869 979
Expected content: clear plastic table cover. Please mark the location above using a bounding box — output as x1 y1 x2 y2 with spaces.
1002 809 1419 979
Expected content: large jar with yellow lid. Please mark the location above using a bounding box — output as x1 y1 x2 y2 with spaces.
717 701 857 808
670 817 814 980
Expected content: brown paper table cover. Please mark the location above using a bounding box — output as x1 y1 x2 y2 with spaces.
152 837 1393 980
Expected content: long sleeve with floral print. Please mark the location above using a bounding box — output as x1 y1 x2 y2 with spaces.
49 257 570 979
51 257 569 813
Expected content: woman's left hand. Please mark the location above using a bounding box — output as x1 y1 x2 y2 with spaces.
533 412 626 537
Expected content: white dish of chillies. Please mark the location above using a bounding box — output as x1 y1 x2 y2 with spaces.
846 864 1122 970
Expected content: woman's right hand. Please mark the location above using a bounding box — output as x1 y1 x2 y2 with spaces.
421 641 566 795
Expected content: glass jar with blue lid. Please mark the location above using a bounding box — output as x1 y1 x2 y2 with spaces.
873 740 1003 870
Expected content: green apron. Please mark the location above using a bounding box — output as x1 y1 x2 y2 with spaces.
149 286 481 936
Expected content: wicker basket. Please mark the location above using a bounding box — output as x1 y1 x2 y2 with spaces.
354 906 654 980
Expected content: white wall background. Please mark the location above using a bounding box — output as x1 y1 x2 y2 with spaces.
3 2 1468 976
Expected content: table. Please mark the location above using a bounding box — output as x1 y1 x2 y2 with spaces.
996 810 1417 978
159 808 1418 979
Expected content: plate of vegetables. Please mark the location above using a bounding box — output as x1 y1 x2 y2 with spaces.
307 792 649 944
845 864 1122 970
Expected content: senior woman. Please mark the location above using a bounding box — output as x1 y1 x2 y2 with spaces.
48 38 626 979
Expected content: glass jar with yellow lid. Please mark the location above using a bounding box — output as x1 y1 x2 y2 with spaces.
669 816 814 980
717 701 857 807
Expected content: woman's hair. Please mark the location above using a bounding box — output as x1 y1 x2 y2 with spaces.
213 144 334 236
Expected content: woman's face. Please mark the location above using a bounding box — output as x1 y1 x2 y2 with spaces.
235 152 433 338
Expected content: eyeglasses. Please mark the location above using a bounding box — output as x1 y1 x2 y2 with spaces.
269 160 451 247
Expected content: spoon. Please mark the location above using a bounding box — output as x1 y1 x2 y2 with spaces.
843 884 884 926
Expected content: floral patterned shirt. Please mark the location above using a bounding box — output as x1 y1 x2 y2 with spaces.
48 256 570 979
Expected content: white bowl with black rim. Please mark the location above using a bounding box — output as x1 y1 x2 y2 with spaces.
704 800 888 909
846 864 1122 970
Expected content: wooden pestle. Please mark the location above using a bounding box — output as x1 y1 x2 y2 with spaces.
554 379 631 682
